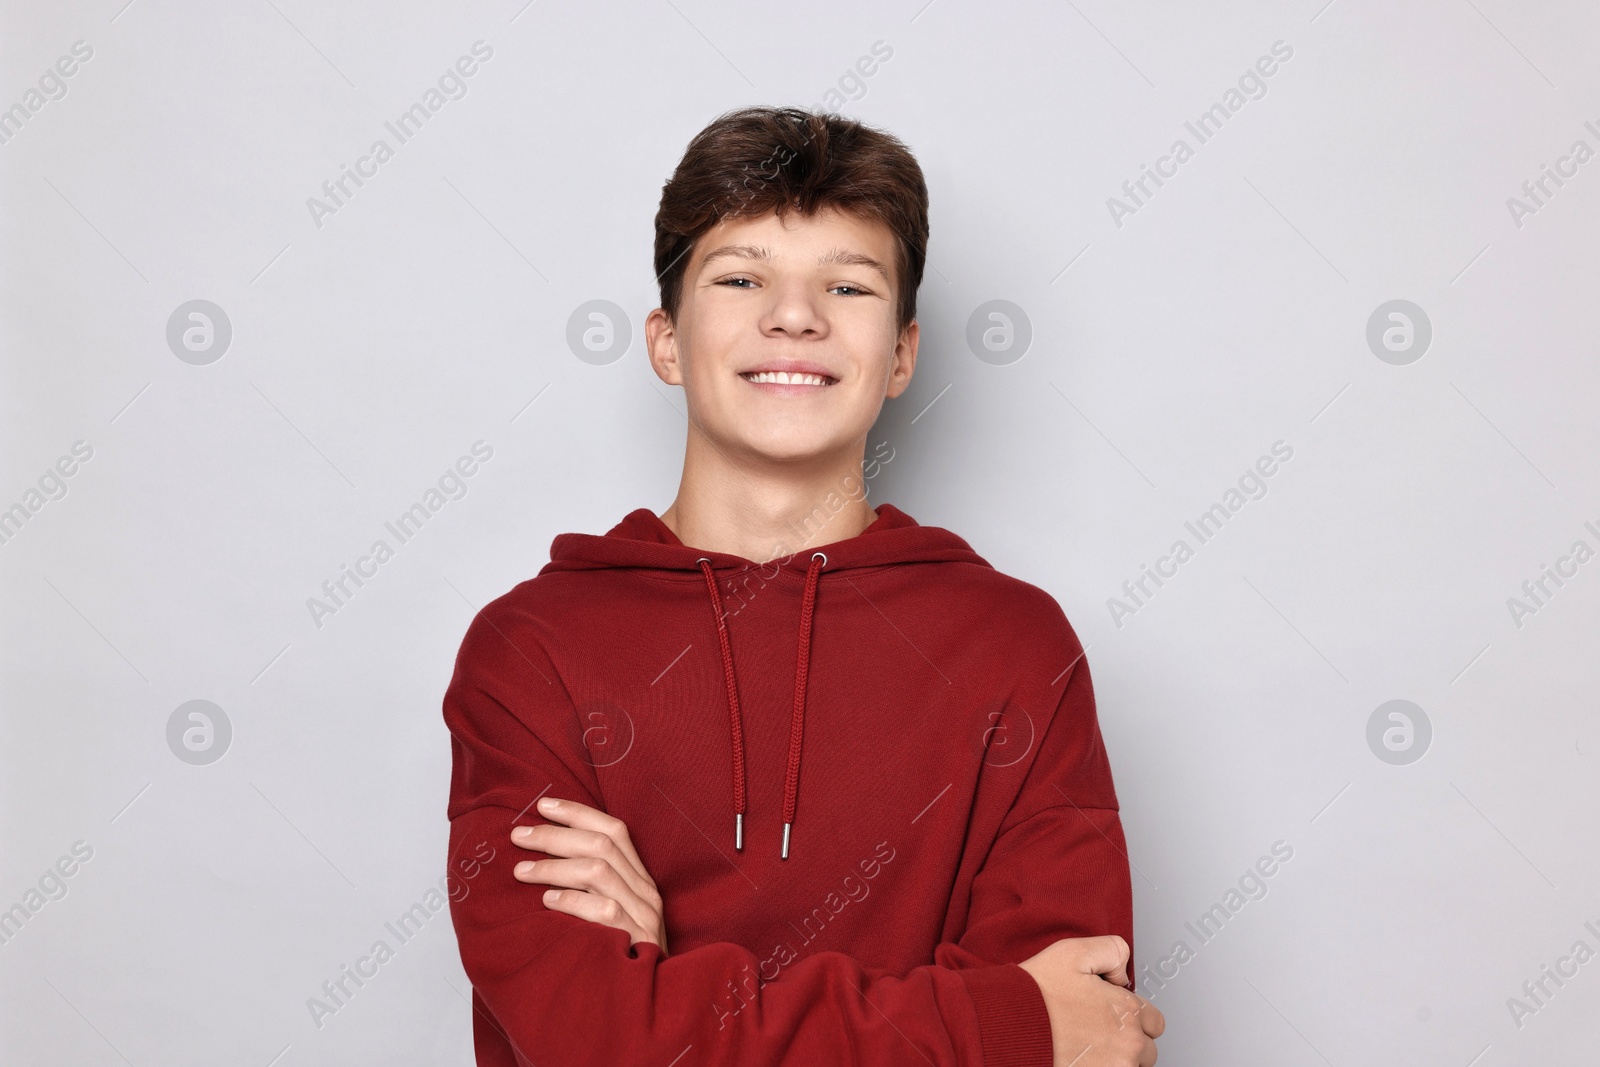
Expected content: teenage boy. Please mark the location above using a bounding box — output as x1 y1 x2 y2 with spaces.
443 106 1164 1066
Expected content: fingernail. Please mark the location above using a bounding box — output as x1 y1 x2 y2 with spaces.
512 826 531 840
515 861 535 877
537 797 558 813
543 889 560 904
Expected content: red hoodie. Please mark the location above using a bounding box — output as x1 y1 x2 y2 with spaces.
443 504 1134 1066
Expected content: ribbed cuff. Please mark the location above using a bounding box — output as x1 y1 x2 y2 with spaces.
957 963 1054 1067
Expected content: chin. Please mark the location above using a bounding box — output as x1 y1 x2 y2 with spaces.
745 440 836 464
738 428 848 464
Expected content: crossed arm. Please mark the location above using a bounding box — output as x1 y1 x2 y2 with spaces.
512 795 1164 1066
445 608 1165 1066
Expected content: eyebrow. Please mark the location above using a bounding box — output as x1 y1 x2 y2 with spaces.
699 244 890 283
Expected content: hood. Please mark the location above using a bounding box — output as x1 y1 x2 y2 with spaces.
540 504 988 859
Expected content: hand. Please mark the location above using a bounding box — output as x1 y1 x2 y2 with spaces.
1018 936 1164 1066
511 796 669 954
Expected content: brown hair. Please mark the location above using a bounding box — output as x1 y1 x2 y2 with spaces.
654 106 929 332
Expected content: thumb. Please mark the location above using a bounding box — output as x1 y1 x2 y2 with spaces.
1072 934 1131 987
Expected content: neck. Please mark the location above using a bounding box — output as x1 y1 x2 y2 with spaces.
660 430 875 563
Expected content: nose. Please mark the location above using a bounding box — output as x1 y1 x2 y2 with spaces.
759 278 827 339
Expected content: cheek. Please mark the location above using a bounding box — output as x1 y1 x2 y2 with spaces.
847 320 901 384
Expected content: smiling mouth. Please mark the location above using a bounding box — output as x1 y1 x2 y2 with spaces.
740 371 836 386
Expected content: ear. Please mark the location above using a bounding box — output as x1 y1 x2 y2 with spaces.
884 319 919 399
645 307 683 386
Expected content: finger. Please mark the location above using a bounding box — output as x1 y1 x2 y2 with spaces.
1139 1033 1159 1067
511 824 662 912
515 824 661 913
542 888 656 947
519 799 658 904
1139 998 1165 1039
1114 991 1161 1037
534 797 652 882
1067 934 1130 986
516 855 662 934
1109 987 1145 1031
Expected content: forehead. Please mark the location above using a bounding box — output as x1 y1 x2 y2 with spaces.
689 206 898 271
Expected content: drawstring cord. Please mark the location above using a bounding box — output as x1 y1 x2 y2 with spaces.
697 551 827 859
697 557 748 852
784 552 824 859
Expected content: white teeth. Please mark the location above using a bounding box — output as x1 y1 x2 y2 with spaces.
744 371 830 386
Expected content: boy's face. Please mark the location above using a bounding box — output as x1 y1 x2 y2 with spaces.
646 206 918 466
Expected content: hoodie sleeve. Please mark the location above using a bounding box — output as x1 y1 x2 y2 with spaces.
444 603 1131 1067
942 647 1138 1064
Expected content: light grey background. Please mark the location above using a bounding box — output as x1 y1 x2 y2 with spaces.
3 0 1597 1064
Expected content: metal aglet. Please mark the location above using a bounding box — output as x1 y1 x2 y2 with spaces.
735 813 744 852
781 822 792 860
